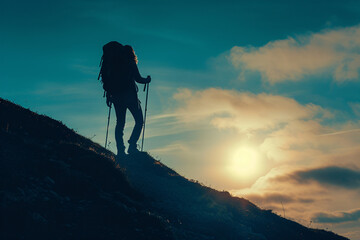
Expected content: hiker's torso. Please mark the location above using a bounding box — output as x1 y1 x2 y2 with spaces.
103 60 138 96
111 64 137 95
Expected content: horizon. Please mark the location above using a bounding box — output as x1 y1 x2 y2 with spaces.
1 0 360 238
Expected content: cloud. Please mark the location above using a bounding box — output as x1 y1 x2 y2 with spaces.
245 192 314 204
32 81 100 97
171 88 359 169
173 88 331 132
230 25 360 83
350 102 360 117
151 143 189 153
313 209 360 223
72 64 99 76
319 128 360 137
275 166 360 189
171 88 360 167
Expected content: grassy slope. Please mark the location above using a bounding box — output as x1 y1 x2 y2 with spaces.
0 98 349 240
0 98 173 239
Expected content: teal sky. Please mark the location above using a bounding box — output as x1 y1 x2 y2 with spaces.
2 1 360 239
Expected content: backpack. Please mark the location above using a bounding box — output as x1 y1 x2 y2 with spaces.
98 41 134 95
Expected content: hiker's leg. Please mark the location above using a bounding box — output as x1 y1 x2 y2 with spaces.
128 98 144 146
113 101 127 155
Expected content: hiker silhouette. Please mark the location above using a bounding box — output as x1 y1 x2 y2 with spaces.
99 41 151 157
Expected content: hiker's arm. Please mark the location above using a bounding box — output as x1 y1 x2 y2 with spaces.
132 62 151 84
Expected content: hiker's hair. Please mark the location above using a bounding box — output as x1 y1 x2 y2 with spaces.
124 45 138 64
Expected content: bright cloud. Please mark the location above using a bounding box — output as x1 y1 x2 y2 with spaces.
174 88 331 132
230 25 360 83
172 88 360 168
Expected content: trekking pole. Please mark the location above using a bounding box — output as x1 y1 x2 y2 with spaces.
105 103 112 149
141 83 149 151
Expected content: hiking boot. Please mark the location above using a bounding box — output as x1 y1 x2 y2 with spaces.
115 151 127 165
117 151 127 159
127 144 141 155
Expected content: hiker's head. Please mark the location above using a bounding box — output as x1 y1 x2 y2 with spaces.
124 45 138 64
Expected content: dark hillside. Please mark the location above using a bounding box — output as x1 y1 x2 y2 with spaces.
0 98 348 240
0 98 173 239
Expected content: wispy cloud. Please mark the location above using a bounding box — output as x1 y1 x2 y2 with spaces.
72 64 99 76
32 81 100 97
319 128 360 136
151 143 189 153
170 88 360 169
350 102 360 117
173 88 331 132
273 166 360 189
245 192 314 204
313 209 360 223
230 25 360 83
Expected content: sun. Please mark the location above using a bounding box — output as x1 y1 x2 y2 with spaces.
225 146 260 180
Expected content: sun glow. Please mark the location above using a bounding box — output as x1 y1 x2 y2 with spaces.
226 146 260 180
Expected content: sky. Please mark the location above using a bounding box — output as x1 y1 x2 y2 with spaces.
1 0 360 238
